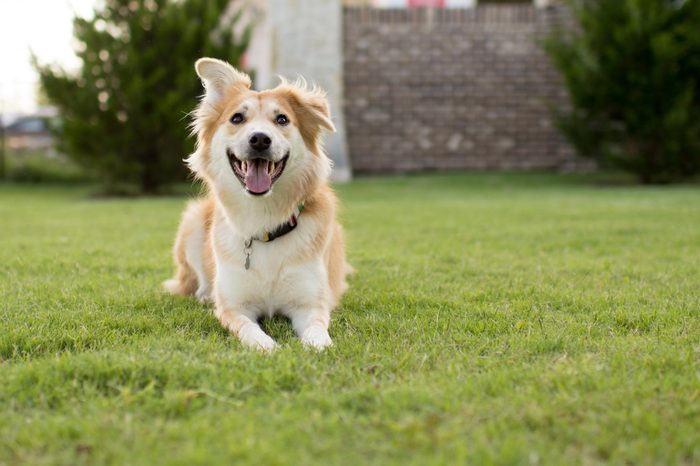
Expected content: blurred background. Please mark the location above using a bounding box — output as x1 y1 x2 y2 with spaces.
1 0 698 192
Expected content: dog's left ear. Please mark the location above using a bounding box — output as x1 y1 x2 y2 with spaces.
279 79 336 138
294 88 336 133
195 58 251 105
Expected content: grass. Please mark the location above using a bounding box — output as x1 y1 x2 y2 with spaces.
1 172 699 465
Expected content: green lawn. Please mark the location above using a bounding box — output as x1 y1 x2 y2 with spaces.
1 173 699 465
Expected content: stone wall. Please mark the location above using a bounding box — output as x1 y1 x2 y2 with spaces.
343 5 587 173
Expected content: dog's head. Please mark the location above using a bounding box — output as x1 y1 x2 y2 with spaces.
187 58 335 200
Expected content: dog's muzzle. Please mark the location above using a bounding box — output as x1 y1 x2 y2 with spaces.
227 148 289 196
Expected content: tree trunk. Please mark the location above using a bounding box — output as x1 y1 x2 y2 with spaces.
140 162 159 194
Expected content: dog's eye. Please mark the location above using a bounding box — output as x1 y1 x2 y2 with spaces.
276 114 289 126
230 113 244 125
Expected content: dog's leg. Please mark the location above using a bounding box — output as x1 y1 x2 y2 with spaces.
290 309 333 350
216 306 277 351
285 263 334 350
166 198 213 298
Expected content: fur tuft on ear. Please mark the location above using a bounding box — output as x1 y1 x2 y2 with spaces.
195 58 251 105
277 76 336 135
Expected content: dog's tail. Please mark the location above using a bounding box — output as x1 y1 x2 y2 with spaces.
162 265 198 296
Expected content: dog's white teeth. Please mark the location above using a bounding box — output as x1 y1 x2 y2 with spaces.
269 162 275 175
242 161 247 172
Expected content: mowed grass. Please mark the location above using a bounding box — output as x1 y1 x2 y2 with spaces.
1 173 699 465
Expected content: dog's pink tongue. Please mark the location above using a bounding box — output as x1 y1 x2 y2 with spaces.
244 159 272 194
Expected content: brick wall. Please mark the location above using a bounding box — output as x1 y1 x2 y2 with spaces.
342 5 589 173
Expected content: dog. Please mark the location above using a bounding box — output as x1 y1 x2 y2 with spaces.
164 58 350 351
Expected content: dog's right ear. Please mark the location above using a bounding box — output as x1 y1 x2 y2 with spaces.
195 58 251 105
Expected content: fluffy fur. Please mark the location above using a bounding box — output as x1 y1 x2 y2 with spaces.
164 58 350 351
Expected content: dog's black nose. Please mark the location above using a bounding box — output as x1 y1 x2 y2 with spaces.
249 132 272 152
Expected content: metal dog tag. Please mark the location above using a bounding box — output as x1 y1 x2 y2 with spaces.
244 239 253 270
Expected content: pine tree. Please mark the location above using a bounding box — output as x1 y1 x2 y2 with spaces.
35 0 249 193
544 0 700 183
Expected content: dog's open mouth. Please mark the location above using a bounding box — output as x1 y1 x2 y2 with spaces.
227 149 288 196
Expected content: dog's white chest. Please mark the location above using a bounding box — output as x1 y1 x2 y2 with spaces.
215 235 325 318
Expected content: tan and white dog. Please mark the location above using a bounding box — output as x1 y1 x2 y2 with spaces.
164 58 349 351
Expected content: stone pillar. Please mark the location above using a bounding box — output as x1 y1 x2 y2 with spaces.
245 0 352 182
534 0 554 7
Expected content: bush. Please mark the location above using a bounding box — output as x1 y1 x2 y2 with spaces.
6 150 89 184
544 0 700 183
35 0 249 193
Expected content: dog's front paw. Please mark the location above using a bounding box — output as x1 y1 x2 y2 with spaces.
240 332 278 352
195 286 212 304
301 327 333 351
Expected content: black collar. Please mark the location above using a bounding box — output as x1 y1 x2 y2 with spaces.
243 203 304 270
254 202 304 243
